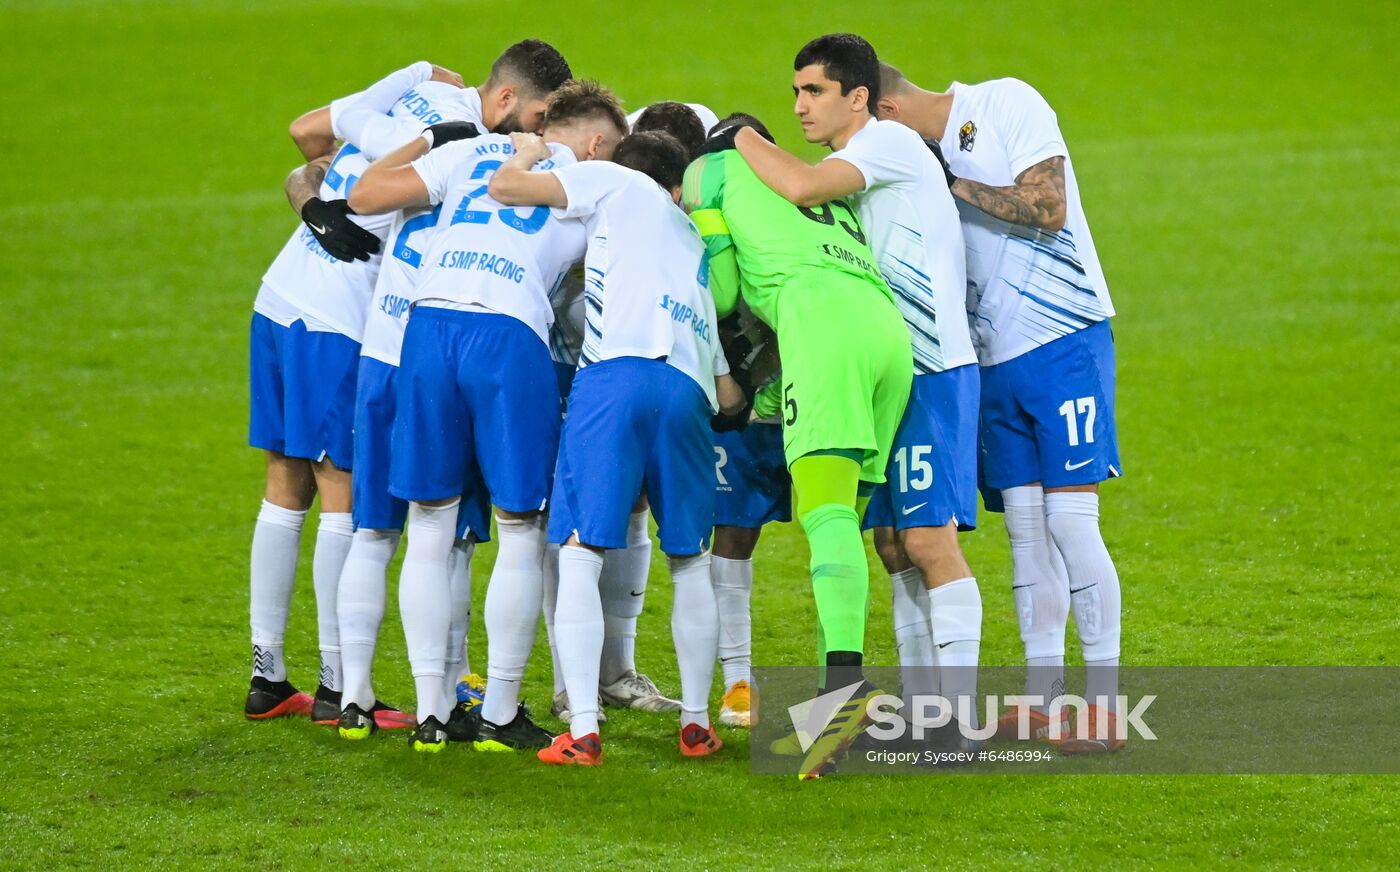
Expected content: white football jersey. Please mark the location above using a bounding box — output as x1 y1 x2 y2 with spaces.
409 135 586 344
334 75 483 161
551 160 728 411
356 82 485 367
547 268 586 367
256 69 470 341
626 102 720 135
828 117 976 374
937 78 1114 366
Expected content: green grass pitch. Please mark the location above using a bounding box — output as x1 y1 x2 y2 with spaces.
2 0 1397 867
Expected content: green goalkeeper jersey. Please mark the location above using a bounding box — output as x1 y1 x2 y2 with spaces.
683 148 895 325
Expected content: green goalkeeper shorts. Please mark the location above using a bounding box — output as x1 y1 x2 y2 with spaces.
770 277 913 484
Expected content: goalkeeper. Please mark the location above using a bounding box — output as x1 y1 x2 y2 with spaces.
684 114 912 778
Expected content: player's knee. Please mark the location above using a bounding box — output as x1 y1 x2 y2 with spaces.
899 523 969 583
264 452 315 510
713 525 760 560
1045 491 1103 550
313 462 353 513
871 527 910 574
666 550 710 576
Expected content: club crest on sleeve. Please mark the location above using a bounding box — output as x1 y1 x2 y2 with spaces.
959 120 977 152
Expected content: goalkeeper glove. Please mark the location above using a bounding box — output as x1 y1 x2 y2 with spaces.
697 119 776 157
300 197 380 263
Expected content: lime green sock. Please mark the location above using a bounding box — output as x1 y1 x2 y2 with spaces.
801 502 869 655
792 451 870 661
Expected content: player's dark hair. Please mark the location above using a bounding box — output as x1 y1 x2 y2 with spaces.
614 131 690 190
634 102 707 160
713 112 775 144
487 39 572 99
541 79 628 139
794 33 880 114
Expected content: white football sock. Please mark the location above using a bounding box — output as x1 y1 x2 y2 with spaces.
711 555 753 690
399 500 456 724
1046 491 1122 711
890 566 938 699
338 527 399 711
670 552 718 729
1003 486 1070 709
600 510 650 684
556 546 606 738
250 500 307 681
541 543 565 696
480 514 547 726
927 576 981 725
442 538 475 705
312 511 353 692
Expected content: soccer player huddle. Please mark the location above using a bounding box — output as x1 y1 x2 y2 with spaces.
242 33 1124 778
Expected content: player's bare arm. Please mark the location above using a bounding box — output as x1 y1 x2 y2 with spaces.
715 373 747 415
733 126 865 208
283 153 332 215
289 107 334 160
487 132 567 207
425 63 466 88
347 136 432 214
951 155 1067 232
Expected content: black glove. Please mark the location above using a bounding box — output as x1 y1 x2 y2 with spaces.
423 121 481 150
924 137 958 189
697 125 740 157
696 120 775 158
711 401 753 433
300 197 380 263
711 365 754 433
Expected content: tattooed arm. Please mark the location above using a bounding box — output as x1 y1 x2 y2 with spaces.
284 152 333 215
951 155 1066 232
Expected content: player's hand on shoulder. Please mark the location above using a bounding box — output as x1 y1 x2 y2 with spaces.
696 126 740 157
429 64 465 87
423 121 480 150
698 120 775 158
300 197 381 263
509 132 552 164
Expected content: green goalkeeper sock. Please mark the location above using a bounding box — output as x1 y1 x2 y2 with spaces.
800 501 869 657
791 451 870 669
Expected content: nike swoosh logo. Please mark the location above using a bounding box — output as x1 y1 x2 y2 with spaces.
628 590 644 597
1064 458 1094 471
901 502 928 516
308 222 328 234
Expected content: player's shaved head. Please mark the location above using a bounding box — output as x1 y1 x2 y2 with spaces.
541 79 629 161
615 131 690 192
634 102 707 160
485 39 572 100
794 33 881 115
878 61 913 97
